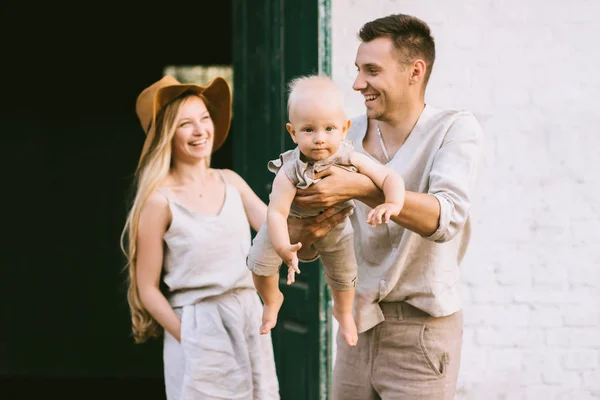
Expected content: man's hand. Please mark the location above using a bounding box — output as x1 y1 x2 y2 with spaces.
288 206 354 260
295 166 369 209
367 203 403 227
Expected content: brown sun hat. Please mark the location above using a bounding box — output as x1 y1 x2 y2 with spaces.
135 75 232 153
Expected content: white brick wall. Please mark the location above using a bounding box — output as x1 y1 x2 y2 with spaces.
331 0 600 398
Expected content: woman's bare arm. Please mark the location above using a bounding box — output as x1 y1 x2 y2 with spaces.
136 192 183 341
222 169 268 232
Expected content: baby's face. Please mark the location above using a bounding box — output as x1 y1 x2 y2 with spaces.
287 95 349 161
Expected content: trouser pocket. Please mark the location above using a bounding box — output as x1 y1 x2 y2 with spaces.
419 323 449 378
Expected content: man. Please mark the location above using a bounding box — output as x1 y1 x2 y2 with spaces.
293 13 483 399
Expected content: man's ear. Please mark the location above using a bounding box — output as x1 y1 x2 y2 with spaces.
286 122 298 144
409 59 427 85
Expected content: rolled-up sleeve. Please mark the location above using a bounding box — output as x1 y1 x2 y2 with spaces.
424 112 484 243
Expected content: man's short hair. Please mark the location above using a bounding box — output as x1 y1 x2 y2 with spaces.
359 14 436 87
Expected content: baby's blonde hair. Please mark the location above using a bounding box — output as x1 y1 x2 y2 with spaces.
286 74 345 116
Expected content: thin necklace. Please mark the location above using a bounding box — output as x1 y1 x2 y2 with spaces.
376 123 391 163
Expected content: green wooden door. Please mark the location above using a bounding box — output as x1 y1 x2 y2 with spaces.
232 0 332 398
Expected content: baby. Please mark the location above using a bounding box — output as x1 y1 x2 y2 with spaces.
247 74 405 346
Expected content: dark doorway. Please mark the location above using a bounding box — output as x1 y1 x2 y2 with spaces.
1 4 232 399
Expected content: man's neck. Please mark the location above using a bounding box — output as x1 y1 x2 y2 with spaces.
377 100 426 146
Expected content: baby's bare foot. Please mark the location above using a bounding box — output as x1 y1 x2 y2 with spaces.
333 309 358 346
260 292 284 335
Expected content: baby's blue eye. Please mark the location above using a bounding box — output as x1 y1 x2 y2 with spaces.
326 127 333 131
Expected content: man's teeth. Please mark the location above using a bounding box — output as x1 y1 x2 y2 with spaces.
365 94 378 101
190 139 207 145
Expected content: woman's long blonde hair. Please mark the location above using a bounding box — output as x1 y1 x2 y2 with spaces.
120 92 210 343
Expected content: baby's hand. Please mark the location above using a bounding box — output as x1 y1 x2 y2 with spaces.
280 242 302 284
287 265 297 285
367 203 402 227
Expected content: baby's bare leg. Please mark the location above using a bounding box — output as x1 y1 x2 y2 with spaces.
314 220 358 346
252 272 284 334
331 288 358 346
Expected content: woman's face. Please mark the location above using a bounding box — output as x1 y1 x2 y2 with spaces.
171 95 214 163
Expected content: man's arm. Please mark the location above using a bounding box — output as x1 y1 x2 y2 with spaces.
295 113 483 241
418 114 483 242
293 164 439 236
288 205 354 261
359 186 441 237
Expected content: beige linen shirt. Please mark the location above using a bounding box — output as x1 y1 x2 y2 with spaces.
347 105 484 333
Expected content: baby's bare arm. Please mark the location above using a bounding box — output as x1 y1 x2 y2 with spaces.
351 152 405 207
267 171 298 255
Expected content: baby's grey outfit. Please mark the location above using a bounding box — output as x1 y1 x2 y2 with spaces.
247 141 358 291
159 170 279 400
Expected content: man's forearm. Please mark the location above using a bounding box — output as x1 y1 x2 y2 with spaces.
357 181 440 237
288 215 320 261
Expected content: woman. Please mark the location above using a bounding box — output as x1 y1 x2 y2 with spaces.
120 75 279 399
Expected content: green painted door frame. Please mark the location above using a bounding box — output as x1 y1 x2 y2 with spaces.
232 0 332 398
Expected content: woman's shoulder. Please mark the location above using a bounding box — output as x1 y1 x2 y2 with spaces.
219 169 259 205
145 189 170 210
145 175 174 209
219 168 241 183
137 189 172 230
219 169 248 192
